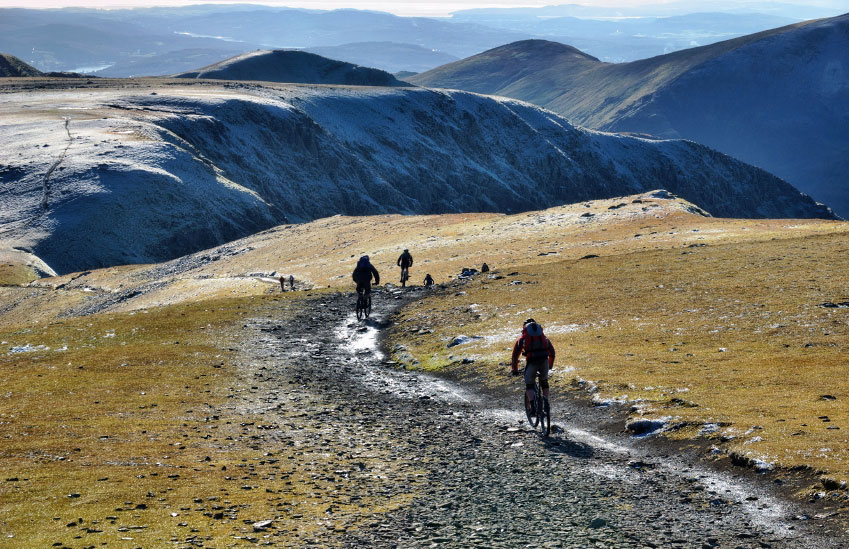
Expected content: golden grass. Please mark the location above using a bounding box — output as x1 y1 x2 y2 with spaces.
393 230 849 489
9 192 846 328
4 192 849 534
0 262 38 286
0 291 419 546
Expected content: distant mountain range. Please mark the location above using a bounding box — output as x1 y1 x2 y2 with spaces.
173 50 409 86
0 82 833 274
409 13 849 217
1 4 842 76
305 42 460 75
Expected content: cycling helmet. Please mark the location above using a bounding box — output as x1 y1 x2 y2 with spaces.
523 318 537 326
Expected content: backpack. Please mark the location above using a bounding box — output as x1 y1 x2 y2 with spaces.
523 322 549 359
353 257 373 283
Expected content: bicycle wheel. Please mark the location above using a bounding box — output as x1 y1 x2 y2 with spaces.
355 293 364 321
524 390 539 428
365 294 371 318
539 396 551 437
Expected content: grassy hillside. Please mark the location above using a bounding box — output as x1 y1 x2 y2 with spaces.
392 221 849 491
3 192 849 541
0 291 424 545
6 191 841 328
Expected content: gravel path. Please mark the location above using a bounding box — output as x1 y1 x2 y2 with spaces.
242 287 845 548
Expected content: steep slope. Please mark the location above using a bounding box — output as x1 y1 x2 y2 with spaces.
603 14 849 216
409 14 849 216
0 80 833 275
173 49 408 86
0 53 42 77
407 40 601 106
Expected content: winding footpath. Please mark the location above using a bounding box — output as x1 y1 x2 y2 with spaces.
242 287 845 548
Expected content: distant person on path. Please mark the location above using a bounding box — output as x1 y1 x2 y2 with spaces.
423 273 434 287
511 318 555 416
352 255 380 296
289 274 295 290
397 249 413 287
481 262 490 273
279 276 286 292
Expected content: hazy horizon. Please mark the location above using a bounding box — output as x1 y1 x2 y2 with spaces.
0 0 845 17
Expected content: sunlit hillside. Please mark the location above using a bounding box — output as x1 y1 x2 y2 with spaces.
3 191 849 544
4 190 844 329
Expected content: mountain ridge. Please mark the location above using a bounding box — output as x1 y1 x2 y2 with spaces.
0 80 834 275
407 13 849 216
173 49 409 86
0 53 42 77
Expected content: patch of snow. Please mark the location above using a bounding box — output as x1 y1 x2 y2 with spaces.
8 344 49 354
447 335 482 348
699 423 720 435
626 416 672 438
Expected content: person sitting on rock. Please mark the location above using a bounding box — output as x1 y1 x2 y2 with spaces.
511 318 555 416
423 273 434 287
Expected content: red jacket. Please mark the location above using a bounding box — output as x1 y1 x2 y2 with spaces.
511 335 555 373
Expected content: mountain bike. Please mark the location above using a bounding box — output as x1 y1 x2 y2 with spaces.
524 372 550 437
400 267 409 287
355 287 371 320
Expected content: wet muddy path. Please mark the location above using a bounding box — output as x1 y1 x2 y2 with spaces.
241 287 843 548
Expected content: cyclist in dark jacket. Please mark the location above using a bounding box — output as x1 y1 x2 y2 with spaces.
423 273 434 287
397 249 413 287
352 255 380 295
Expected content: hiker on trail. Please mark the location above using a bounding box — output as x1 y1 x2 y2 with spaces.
352 255 380 295
481 262 490 273
511 318 555 416
279 276 286 292
423 273 434 287
397 249 413 287
289 274 295 290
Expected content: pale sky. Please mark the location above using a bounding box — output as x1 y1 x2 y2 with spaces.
0 0 844 17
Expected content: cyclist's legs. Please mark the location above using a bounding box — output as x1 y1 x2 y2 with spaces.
356 281 372 298
525 359 550 405
524 361 538 410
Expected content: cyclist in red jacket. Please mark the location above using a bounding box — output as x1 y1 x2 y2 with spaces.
511 318 555 415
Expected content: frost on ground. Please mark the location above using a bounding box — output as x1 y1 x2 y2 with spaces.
0 80 834 275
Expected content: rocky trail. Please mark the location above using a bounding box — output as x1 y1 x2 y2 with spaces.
237 286 845 548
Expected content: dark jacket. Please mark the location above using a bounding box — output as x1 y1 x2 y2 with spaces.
397 251 413 268
353 260 380 285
